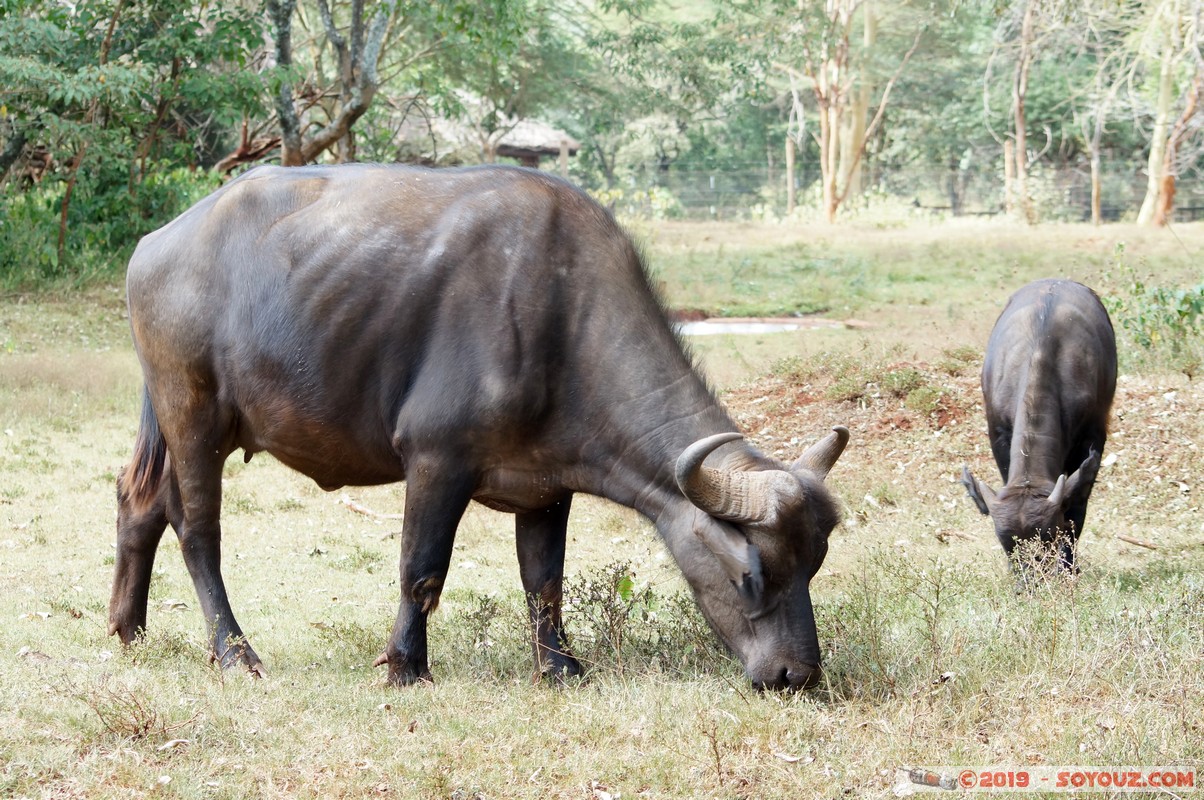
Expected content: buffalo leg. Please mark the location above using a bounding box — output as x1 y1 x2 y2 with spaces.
166 412 262 675
516 496 582 682
376 459 473 686
108 466 180 643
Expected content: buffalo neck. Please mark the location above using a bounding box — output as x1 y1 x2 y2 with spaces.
563 309 743 527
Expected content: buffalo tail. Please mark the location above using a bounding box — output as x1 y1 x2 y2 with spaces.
118 386 167 512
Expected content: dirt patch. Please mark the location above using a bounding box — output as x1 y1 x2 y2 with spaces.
719 358 1203 566
723 360 982 444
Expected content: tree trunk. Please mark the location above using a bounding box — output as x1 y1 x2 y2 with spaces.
58 0 123 264
947 155 964 216
1011 0 1036 224
839 1 876 201
1138 19 1177 224
1003 139 1016 216
821 96 840 223
785 135 796 215
268 0 304 165
1151 69 1201 226
1090 149 1102 225
269 0 387 166
0 129 26 182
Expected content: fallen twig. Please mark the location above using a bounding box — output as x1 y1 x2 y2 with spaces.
1116 534 1158 551
337 494 404 520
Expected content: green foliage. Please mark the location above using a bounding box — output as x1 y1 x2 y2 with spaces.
824 362 932 404
936 344 981 377
904 385 944 416
0 0 261 287
1102 245 1204 378
563 561 730 679
0 168 218 288
591 185 683 220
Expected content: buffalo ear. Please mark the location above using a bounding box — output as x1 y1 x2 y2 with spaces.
692 511 764 612
961 465 996 516
1064 447 1102 503
1048 448 1103 509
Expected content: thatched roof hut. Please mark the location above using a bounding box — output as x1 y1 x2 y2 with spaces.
393 111 580 175
494 119 581 170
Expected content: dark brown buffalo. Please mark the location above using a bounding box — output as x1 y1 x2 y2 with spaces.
961 279 1117 570
110 164 850 690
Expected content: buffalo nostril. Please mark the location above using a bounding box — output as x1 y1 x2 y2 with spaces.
752 664 822 691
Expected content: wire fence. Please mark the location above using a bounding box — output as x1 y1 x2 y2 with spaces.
609 159 1204 223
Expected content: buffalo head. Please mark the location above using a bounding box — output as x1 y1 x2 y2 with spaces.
672 426 849 690
961 447 1101 572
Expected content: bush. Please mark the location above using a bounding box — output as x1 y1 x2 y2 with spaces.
590 185 684 221
1102 245 1204 378
0 168 219 291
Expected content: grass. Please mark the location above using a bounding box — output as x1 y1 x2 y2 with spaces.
2 219 1203 798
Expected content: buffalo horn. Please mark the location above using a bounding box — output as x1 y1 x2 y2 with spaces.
791 425 850 480
1046 473 1068 508
676 432 784 523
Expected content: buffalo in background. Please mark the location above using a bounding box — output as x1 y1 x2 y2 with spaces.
962 279 1117 571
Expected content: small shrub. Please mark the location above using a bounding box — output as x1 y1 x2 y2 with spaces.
126 628 207 669
936 345 980 376
1102 245 1204 378
436 591 530 680
772 351 860 385
72 675 197 741
313 618 388 664
881 366 926 397
590 186 683 221
905 385 943 416
562 561 730 679
825 372 870 403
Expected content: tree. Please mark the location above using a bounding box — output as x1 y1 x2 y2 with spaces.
0 0 262 272
1133 0 1204 225
880 7 1002 215
723 0 927 222
587 1 750 184
432 0 585 163
985 0 1076 223
267 0 393 165
1072 1 1133 226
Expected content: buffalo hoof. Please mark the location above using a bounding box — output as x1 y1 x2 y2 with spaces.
532 655 585 687
107 618 145 647
374 652 433 687
389 666 434 687
213 638 266 678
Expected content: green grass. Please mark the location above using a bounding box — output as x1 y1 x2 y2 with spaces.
2 219 1203 798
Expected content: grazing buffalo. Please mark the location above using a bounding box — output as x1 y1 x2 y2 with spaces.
110 164 850 690
961 279 1117 570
